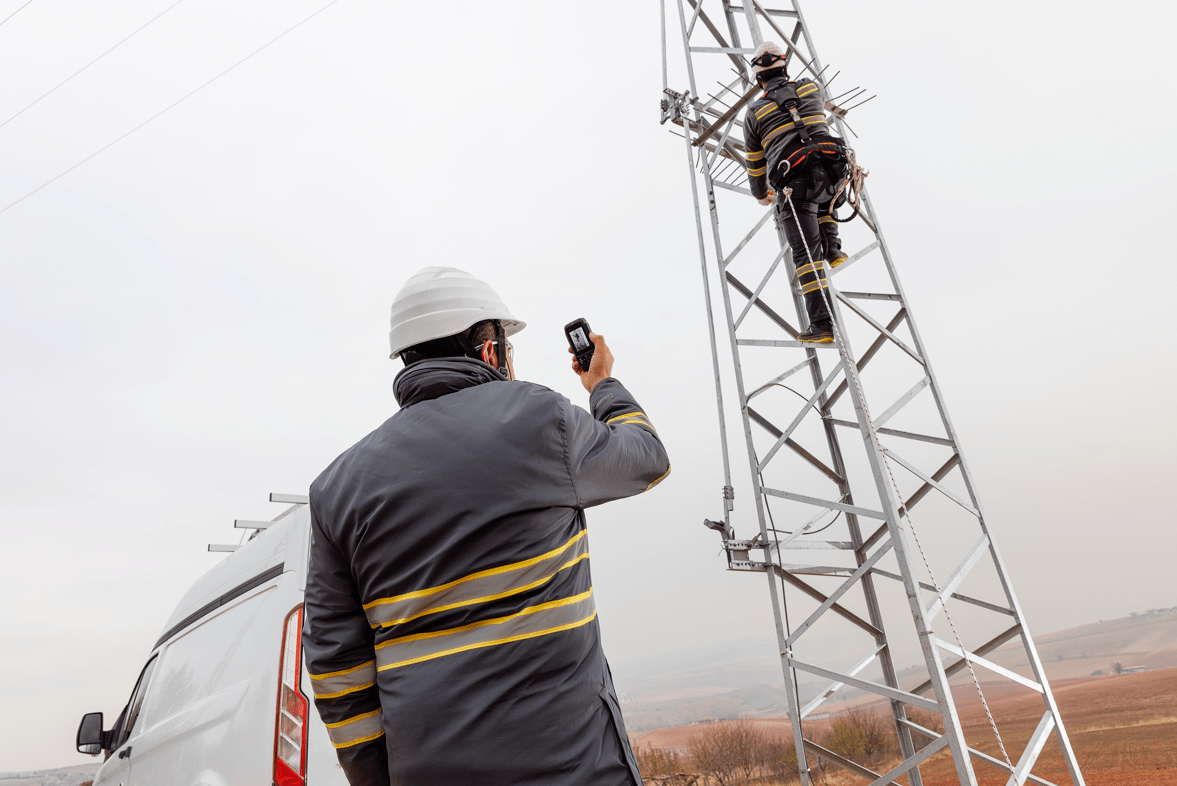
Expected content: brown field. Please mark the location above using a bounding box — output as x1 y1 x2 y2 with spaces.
633 666 1177 785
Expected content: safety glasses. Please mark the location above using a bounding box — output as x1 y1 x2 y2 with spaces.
482 339 513 361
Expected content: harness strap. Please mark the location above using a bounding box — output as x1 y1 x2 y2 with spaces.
765 82 815 146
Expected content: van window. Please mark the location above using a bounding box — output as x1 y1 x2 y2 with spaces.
116 656 159 749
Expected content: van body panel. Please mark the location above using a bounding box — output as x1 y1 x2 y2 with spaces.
90 506 348 785
160 515 300 637
130 581 291 785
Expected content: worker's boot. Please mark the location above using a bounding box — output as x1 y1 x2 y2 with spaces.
799 287 835 343
798 320 834 343
819 214 848 268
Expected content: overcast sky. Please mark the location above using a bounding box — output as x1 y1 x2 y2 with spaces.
1 0 1174 773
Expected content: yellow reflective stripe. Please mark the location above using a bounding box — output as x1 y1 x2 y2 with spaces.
375 590 597 671
747 166 766 176
364 530 588 628
818 216 837 224
606 411 646 424
614 417 657 433
326 709 385 749
802 114 826 125
801 280 829 293
755 103 776 119
309 659 376 699
745 150 764 161
797 83 818 97
762 123 792 144
796 263 818 276
645 464 671 491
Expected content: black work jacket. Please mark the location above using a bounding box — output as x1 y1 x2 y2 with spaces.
743 75 832 199
303 357 670 786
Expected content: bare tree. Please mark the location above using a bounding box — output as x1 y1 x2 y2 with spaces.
688 719 770 785
845 707 894 765
636 743 686 778
762 738 800 782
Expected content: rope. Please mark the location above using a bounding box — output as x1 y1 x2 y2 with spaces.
780 188 1014 769
830 148 875 233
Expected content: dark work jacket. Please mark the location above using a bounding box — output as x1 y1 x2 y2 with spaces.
303 357 671 786
743 75 832 199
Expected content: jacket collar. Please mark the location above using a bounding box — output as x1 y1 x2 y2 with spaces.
761 75 792 96
394 357 504 408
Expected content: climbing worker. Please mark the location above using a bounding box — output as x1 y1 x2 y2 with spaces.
302 266 671 786
743 40 850 343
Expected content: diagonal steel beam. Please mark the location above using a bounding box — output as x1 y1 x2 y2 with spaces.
785 538 893 646
773 566 882 637
908 624 1024 696
934 637 1044 694
823 308 907 411
904 453 962 511
748 407 842 482
788 657 940 712
727 272 800 337
801 644 885 718
835 290 925 365
758 361 843 471
925 533 990 621
803 739 881 781
868 735 950 786
885 447 980 517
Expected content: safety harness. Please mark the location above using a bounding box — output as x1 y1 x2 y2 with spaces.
764 81 850 215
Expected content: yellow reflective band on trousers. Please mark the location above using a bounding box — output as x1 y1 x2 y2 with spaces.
364 530 589 629
326 709 385 749
375 589 597 671
309 659 377 699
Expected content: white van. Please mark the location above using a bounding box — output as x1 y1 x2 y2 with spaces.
76 500 347 786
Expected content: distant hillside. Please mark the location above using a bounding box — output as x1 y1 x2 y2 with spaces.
0 763 99 786
613 606 1177 730
987 606 1177 680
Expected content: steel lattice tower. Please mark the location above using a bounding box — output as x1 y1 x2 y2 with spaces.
659 2 1086 785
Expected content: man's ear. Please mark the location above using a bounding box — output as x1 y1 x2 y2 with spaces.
480 342 496 367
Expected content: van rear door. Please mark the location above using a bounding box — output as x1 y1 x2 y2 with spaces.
126 572 294 784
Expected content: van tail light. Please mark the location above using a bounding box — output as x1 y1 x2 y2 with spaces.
274 605 308 786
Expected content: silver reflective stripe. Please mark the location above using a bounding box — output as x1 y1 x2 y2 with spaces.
364 530 589 629
375 589 597 672
309 660 376 700
325 709 385 749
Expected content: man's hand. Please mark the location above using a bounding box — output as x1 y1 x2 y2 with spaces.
570 332 614 393
758 195 772 206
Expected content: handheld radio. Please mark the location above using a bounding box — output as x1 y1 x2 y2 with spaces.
564 318 594 373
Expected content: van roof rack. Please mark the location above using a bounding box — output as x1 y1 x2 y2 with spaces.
208 492 309 552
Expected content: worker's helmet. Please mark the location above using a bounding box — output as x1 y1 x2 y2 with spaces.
750 41 786 74
388 266 525 359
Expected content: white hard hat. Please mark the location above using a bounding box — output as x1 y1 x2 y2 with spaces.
751 41 786 73
388 266 525 359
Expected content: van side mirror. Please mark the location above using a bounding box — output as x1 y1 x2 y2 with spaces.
77 712 104 755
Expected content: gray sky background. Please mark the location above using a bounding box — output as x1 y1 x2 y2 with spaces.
1 0 1174 772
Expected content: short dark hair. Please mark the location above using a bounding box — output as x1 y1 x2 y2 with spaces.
400 320 498 365
756 65 788 84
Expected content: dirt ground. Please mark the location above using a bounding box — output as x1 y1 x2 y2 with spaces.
634 667 1177 785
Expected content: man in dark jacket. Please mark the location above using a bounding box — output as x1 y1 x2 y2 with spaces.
302 266 671 785
743 40 849 343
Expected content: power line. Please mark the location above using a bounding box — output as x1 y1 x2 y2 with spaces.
0 0 341 217
0 0 35 27
0 0 188 132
